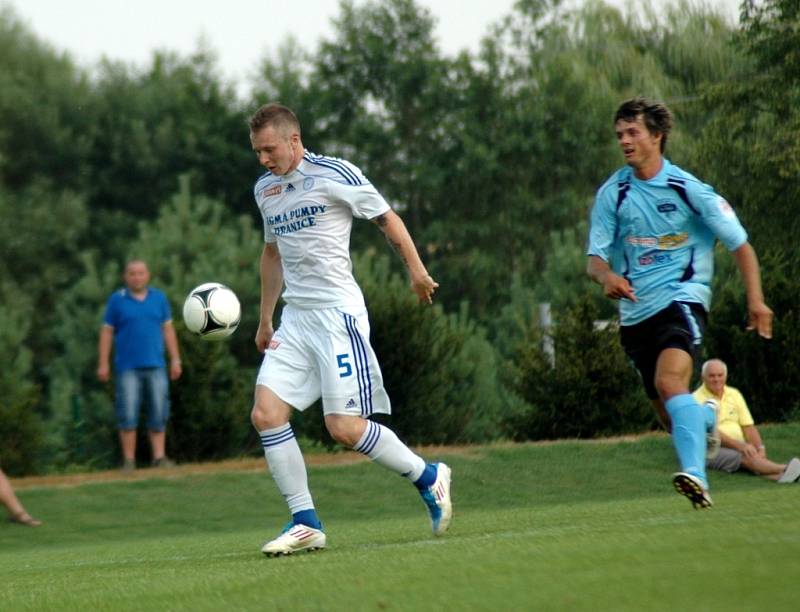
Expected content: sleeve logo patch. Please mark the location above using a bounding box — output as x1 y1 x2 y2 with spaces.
717 196 735 217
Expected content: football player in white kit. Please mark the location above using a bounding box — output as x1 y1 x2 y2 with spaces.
248 103 452 556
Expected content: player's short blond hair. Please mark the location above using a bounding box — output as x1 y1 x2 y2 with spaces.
248 103 301 138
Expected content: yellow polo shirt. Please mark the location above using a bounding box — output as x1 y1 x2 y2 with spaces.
693 383 754 442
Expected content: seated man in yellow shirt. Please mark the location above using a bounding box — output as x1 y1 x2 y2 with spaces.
693 358 800 483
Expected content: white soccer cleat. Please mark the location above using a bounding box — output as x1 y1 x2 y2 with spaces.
672 472 713 509
261 523 326 557
704 399 721 460
419 462 452 536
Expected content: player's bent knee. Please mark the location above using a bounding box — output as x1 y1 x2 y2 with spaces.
251 404 283 431
325 422 353 446
251 398 291 431
251 385 293 429
324 415 365 448
250 405 264 429
655 378 688 401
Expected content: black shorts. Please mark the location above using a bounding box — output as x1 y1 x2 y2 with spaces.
619 301 707 399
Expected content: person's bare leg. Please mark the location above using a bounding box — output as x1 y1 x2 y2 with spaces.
741 455 786 481
0 468 41 526
119 429 136 463
651 398 671 432
149 430 166 461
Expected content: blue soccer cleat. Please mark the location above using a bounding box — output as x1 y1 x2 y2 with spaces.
419 462 452 535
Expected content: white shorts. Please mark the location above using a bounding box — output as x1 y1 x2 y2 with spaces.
256 305 391 416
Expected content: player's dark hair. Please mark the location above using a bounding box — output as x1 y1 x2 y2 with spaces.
614 97 673 152
248 103 301 137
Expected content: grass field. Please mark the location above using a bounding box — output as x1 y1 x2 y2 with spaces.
3 425 800 611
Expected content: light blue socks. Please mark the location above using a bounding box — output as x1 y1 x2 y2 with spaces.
665 393 711 488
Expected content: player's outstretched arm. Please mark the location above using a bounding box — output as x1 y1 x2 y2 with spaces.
587 255 637 302
732 242 773 339
371 210 438 304
256 243 284 352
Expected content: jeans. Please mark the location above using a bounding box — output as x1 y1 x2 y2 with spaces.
115 367 170 431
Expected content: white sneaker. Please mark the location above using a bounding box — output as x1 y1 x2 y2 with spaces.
777 457 800 483
419 462 452 536
261 523 326 556
672 472 713 509
704 399 721 460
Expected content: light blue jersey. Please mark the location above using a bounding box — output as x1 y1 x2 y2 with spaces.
587 159 748 326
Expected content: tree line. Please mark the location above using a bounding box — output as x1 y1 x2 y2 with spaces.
1 0 798 474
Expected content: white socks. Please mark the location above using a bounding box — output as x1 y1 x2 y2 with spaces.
259 424 314 513
260 420 427 513
353 420 425 482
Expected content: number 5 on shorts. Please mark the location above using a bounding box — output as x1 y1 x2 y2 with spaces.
336 353 352 378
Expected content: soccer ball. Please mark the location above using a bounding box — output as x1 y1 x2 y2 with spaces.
182 282 241 341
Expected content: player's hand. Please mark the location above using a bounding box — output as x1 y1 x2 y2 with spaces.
411 273 439 304
746 301 773 339
603 273 637 302
255 322 274 353
96 364 110 383
169 359 182 381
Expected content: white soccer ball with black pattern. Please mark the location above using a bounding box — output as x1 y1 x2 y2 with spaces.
182 282 241 341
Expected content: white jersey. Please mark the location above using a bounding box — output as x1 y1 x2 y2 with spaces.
253 151 391 309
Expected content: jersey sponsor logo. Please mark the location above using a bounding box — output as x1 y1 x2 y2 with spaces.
267 205 328 236
286 183 295 192
625 233 688 249
638 252 673 266
658 233 689 249
626 236 658 247
260 185 282 198
266 205 327 226
345 398 357 410
273 217 316 235
303 177 314 190
657 201 677 213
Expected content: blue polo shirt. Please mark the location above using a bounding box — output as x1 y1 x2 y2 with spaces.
103 287 172 372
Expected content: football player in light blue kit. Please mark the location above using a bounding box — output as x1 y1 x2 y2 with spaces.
248 103 452 555
587 97 773 508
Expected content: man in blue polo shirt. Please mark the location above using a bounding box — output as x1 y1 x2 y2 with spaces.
586 97 773 509
97 259 182 470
